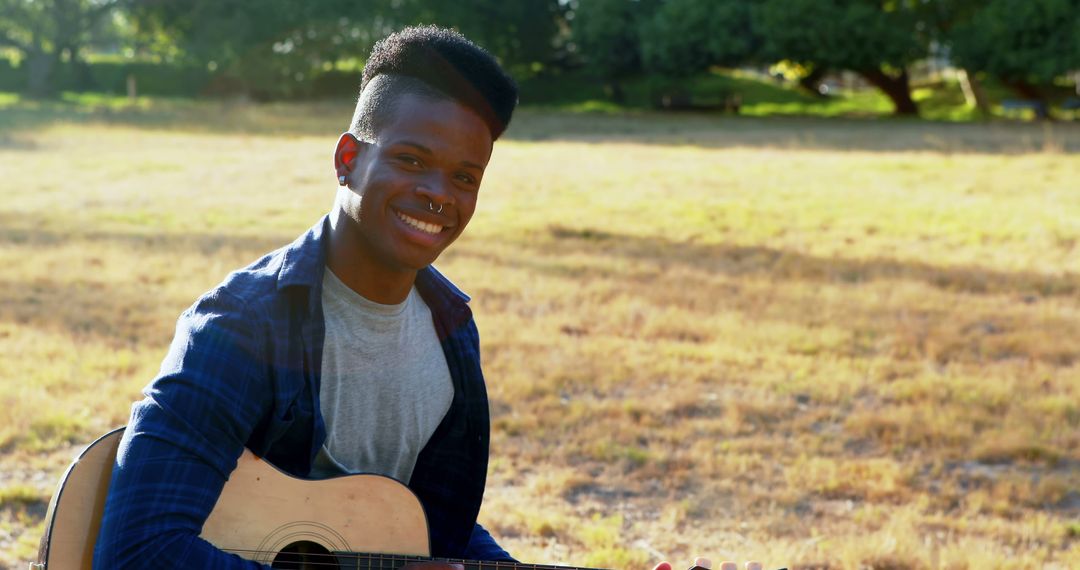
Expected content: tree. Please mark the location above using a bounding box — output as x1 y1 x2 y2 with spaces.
0 0 120 97
907 0 991 114
755 0 926 115
639 0 758 77
570 0 660 101
950 0 1080 112
126 0 357 99
395 0 565 76
128 0 565 99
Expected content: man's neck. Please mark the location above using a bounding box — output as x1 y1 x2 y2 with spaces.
326 209 417 305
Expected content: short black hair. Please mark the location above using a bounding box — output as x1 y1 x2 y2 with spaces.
352 25 518 141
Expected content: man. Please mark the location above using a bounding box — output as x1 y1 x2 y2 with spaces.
95 25 518 568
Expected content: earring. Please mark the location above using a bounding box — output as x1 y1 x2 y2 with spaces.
338 175 346 186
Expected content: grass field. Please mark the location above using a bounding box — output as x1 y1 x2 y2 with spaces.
0 97 1078 569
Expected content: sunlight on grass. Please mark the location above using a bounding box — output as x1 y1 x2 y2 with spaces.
1 99 1078 569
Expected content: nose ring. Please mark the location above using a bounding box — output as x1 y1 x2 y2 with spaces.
428 201 444 214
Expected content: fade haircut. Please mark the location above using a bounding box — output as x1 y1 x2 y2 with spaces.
349 25 519 142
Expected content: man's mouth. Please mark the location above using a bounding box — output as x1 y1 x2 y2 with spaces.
396 211 444 235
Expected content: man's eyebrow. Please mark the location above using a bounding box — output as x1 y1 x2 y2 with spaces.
460 159 485 172
394 140 484 171
394 140 433 155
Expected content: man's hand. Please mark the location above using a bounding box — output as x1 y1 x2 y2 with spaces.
652 557 766 570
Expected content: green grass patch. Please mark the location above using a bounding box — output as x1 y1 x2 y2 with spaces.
0 484 44 509
2 102 1078 570
23 414 87 452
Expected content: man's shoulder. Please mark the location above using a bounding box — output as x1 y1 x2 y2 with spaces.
187 218 326 320
220 246 292 302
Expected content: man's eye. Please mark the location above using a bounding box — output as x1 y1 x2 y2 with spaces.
456 173 477 185
398 155 421 167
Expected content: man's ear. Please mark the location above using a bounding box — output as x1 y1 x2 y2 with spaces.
334 132 364 177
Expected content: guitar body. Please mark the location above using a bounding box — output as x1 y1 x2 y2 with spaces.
33 428 431 569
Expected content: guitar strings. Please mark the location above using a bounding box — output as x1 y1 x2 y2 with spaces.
220 548 595 570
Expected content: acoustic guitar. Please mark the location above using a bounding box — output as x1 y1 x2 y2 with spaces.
32 427 602 569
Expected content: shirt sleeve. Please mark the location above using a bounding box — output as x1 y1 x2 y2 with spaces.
463 523 516 562
94 289 272 569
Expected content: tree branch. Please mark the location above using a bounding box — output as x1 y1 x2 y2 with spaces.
88 0 123 24
0 30 31 53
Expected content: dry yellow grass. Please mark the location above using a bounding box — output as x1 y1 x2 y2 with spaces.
0 99 1078 569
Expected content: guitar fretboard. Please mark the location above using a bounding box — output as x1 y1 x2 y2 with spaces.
221 548 602 570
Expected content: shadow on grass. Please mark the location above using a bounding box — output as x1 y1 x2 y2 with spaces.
0 212 294 339
454 226 1080 366
506 110 1080 154
2 210 1077 366
0 215 291 253
3 95 1078 154
472 224 1079 299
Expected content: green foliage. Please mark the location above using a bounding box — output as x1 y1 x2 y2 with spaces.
639 0 758 77
753 0 927 114
950 0 1080 83
124 0 566 99
398 0 565 75
570 0 659 80
126 0 352 99
0 0 116 55
754 0 924 72
513 68 997 121
0 0 121 95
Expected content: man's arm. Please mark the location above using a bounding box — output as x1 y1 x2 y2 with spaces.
94 290 272 569
463 523 515 562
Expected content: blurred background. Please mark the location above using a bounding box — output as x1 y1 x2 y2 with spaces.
0 1 1078 569
0 0 1079 116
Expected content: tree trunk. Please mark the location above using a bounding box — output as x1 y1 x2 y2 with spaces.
798 67 829 98
68 47 97 91
26 48 58 98
957 68 991 116
859 67 919 116
604 79 625 104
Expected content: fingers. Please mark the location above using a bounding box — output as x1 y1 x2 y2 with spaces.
718 561 762 570
678 558 765 570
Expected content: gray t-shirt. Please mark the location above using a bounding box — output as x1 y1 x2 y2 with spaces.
312 268 454 483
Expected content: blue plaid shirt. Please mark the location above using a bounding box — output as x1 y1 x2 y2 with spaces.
94 216 511 568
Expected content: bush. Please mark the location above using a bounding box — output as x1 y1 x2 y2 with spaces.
0 58 361 100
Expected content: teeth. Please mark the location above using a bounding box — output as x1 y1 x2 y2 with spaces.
397 212 443 235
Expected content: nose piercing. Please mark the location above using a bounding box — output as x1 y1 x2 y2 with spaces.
428 201 443 214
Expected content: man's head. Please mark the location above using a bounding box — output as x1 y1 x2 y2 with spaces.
349 25 518 143
329 26 518 295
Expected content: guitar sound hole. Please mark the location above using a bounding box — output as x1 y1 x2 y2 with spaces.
271 540 340 569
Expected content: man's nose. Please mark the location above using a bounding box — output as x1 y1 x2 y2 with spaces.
414 176 453 208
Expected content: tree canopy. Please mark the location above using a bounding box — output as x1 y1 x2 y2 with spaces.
2 0 1077 113
0 0 120 95
950 0 1080 88
639 0 758 78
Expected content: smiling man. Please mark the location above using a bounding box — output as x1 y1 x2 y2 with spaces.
94 26 518 568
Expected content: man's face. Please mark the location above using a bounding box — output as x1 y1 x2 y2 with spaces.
338 93 493 273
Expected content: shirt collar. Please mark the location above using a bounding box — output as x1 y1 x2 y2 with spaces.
277 215 329 290
276 214 471 306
